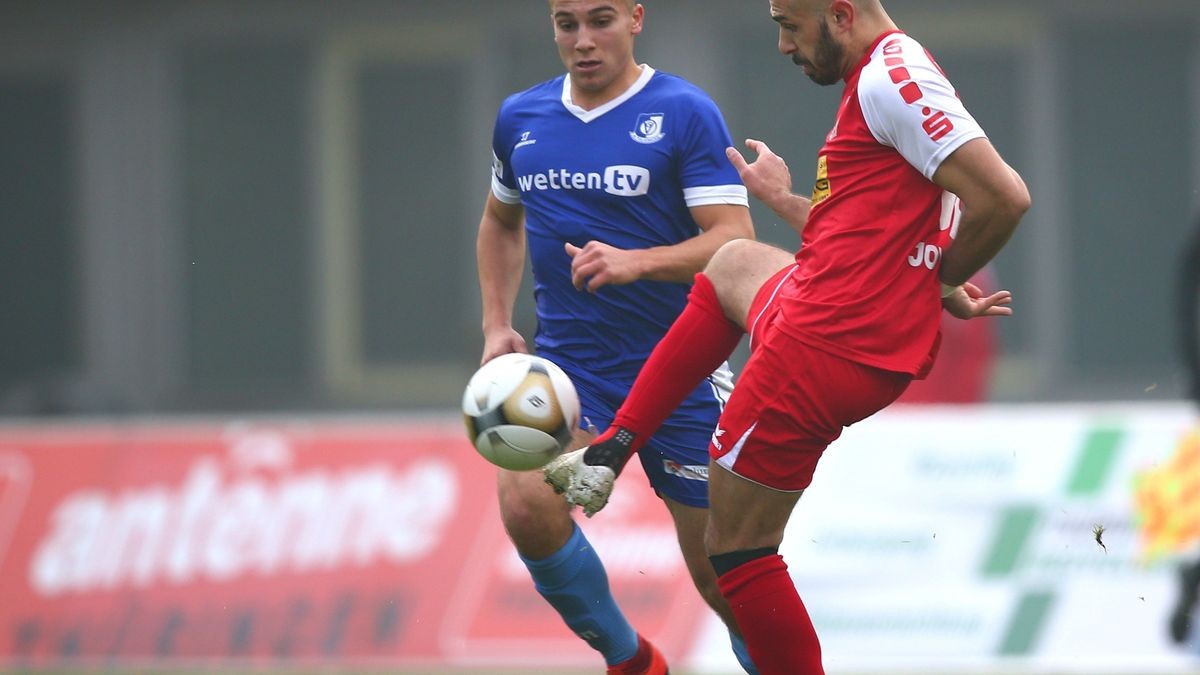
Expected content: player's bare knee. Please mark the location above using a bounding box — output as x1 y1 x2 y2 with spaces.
703 238 759 282
497 470 571 545
705 240 793 319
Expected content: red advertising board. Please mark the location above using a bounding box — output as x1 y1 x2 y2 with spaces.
0 420 706 669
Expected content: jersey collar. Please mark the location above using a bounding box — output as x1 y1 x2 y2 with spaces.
846 29 905 83
562 64 655 123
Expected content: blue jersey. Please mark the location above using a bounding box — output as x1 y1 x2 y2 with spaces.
490 66 747 378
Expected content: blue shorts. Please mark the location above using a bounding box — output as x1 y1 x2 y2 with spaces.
549 357 731 508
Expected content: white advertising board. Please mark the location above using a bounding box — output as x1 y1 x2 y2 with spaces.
687 404 1200 674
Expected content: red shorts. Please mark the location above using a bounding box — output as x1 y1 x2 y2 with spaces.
710 265 912 491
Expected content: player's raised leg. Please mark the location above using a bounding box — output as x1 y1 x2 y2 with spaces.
546 240 794 513
613 240 794 444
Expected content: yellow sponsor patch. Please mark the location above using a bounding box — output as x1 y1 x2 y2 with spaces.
811 155 830 205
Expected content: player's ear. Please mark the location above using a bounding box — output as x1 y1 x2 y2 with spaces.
630 4 644 35
829 0 854 30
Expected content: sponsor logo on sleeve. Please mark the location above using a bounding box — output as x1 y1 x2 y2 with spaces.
491 151 504 180
881 38 955 142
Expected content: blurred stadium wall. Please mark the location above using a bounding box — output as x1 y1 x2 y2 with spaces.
0 0 1198 414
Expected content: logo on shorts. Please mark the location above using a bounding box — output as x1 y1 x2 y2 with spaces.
663 460 708 481
630 113 665 144
710 427 726 451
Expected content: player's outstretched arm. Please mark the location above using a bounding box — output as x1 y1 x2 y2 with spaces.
477 192 529 363
726 138 811 235
564 203 753 292
933 138 1031 287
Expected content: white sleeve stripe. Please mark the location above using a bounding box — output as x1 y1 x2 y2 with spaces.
683 185 749 207
491 175 521 204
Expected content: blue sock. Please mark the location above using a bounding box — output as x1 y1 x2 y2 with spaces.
729 630 759 674
520 523 639 666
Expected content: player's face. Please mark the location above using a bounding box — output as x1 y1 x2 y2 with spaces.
770 0 847 86
551 1 644 102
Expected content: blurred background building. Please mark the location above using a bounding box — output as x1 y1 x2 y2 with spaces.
1 0 1197 414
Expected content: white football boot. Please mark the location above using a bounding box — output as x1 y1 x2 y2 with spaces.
543 427 635 517
543 449 615 517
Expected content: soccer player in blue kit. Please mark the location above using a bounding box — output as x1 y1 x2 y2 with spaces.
475 1 757 673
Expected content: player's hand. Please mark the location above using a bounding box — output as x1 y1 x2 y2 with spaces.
942 281 1013 320
480 328 528 364
565 241 642 292
726 139 793 210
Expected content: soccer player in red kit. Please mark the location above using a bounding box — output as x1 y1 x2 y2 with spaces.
544 1 1031 673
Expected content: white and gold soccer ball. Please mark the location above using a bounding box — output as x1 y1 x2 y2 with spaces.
462 353 580 471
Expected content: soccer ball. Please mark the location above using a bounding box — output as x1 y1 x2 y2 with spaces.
462 353 580 471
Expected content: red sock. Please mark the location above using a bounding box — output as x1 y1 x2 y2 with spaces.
607 634 667 675
612 273 743 451
716 554 824 675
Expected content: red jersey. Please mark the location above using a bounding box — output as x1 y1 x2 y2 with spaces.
776 31 986 376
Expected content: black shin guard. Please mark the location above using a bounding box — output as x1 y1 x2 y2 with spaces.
709 546 779 577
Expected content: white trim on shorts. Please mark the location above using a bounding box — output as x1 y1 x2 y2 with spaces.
748 264 799 351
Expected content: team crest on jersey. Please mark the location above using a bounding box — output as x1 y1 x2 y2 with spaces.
629 113 666 144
